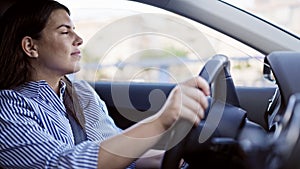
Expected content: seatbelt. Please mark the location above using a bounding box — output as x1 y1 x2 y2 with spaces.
65 110 88 145
63 85 87 145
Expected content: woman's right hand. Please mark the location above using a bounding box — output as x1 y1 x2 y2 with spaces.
155 76 210 131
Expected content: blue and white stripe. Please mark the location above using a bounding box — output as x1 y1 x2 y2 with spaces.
0 80 123 168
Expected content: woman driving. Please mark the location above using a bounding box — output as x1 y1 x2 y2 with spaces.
0 0 209 168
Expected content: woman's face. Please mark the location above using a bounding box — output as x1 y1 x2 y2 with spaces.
32 9 83 78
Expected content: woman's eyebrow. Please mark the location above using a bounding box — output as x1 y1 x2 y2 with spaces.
56 24 75 30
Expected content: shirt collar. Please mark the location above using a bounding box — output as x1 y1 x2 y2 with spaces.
59 80 66 101
15 80 66 100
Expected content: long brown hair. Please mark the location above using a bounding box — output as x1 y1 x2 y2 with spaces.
0 0 70 90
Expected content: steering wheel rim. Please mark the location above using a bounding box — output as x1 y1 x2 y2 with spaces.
161 54 244 169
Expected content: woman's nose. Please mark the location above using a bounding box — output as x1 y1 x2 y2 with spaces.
74 33 83 46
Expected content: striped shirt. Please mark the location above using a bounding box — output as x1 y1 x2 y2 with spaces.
0 80 125 168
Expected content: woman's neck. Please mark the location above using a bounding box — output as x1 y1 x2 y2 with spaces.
47 79 61 95
32 74 63 95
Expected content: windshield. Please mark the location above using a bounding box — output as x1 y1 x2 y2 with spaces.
222 0 300 37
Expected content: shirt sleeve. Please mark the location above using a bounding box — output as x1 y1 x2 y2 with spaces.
0 90 100 169
72 81 122 142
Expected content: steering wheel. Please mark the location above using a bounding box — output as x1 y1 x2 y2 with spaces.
161 54 247 169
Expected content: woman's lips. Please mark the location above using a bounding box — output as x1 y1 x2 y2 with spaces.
71 50 81 59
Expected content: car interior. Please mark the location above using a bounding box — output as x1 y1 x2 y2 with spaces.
2 0 300 169
87 1 300 168
94 50 300 169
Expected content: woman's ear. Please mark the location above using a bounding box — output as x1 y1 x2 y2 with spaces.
21 36 38 58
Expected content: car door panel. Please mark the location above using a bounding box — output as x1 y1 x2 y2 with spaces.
94 81 174 129
93 82 275 130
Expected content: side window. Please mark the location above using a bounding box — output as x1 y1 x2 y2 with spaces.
62 0 274 87
197 25 273 87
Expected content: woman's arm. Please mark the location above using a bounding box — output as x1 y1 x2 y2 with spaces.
97 77 210 169
135 149 165 169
